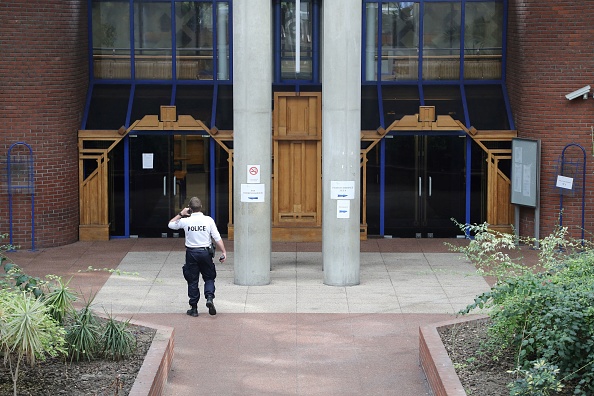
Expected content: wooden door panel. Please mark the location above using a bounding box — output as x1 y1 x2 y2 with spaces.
276 141 319 223
273 93 322 235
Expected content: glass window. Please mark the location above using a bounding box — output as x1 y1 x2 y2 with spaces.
85 85 131 129
280 1 314 80
422 2 461 80
464 2 503 80
215 85 233 130
362 86 380 129
465 84 509 130
92 1 131 79
175 2 214 81
381 2 419 81
175 85 214 126
422 85 464 123
129 85 173 123
382 85 420 127
134 1 173 80
364 3 379 81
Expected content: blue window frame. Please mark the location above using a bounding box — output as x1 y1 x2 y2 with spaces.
273 0 321 87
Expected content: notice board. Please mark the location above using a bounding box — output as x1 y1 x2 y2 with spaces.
511 138 540 208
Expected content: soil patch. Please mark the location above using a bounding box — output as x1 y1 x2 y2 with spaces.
439 319 578 395
0 323 156 396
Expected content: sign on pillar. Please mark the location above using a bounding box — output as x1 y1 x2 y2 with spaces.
241 164 264 202
331 180 355 219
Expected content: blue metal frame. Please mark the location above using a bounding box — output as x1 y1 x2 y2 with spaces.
84 0 232 238
362 0 511 236
559 144 587 243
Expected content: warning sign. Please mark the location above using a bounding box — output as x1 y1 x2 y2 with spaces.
247 165 260 183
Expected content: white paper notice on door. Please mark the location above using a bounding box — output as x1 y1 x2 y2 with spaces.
143 153 154 169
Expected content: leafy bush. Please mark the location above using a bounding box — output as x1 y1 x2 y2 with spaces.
451 221 594 395
0 289 66 396
65 296 102 362
100 313 137 361
42 275 77 325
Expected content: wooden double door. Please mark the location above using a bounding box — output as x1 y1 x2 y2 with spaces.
272 92 322 241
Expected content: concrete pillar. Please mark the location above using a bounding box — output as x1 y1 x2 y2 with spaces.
322 0 361 286
232 0 272 285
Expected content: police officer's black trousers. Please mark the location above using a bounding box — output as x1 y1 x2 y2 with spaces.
183 248 217 307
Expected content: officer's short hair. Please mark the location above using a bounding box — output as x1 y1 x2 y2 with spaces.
188 197 202 212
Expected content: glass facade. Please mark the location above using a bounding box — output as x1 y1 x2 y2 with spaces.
85 0 510 238
91 0 230 81
364 0 503 82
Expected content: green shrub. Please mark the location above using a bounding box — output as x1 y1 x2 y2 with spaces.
42 276 77 325
65 296 102 362
100 313 137 361
453 221 594 395
0 289 66 396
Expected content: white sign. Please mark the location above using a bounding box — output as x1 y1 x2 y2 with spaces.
337 200 350 218
142 153 154 169
331 181 355 200
247 165 260 183
556 175 574 190
240 183 265 202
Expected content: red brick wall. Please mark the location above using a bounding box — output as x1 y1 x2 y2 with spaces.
0 1 89 248
507 0 594 241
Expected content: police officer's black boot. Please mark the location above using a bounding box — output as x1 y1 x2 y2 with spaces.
206 296 216 316
186 305 198 317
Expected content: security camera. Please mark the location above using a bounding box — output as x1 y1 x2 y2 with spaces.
565 85 590 100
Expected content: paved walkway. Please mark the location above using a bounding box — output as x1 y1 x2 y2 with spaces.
8 238 533 395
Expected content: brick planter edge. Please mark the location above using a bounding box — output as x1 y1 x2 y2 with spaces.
419 315 489 396
112 317 175 396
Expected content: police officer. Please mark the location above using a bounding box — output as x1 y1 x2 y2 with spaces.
168 196 227 317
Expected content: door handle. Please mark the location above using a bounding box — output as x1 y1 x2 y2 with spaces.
173 176 177 196
429 176 432 197
163 176 166 196
418 177 422 197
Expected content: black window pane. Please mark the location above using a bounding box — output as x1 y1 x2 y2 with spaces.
382 85 420 127
465 85 509 130
423 85 464 123
130 85 173 124
175 85 214 126
362 86 380 130
215 85 233 130
86 85 131 130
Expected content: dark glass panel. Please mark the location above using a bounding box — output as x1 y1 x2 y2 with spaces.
382 85 420 126
363 143 381 235
86 85 131 130
465 84 509 130
109 141 126 236
362 86 380 130
129 85 173 124
175 85 214 126
215 85 233 131
423 85 464 123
